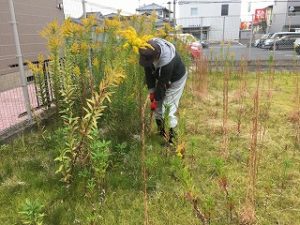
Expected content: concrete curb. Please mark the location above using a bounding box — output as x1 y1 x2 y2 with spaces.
208 59 300 71
0 107 56 143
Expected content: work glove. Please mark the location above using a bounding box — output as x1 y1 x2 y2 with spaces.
149 92 155 102
149 92 157 111
150 100 158 111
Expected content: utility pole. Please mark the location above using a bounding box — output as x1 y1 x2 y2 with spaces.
8 0 32 120
200 17 203 42
249 14 254 59
167 1 171 23
173 0 176 26
222 16 226 42
82 0 86 18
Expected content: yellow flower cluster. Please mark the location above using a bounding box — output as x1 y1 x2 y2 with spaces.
81 15 97 28
104 18 121 30
40 20 59 38
70 42 80 54
27 54 44 75
118 26 153 54
176 142 185 159
92 58 100 70
73 66 81 76
156 23 174 38
61 19 83 38
95 27 104 34
40 20 62 50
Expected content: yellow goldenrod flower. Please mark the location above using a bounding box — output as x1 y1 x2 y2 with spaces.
176 142 185 159
73 66 81 77
70 42 80 54
118 26 153 54
104 18 121 30
92 58 100 70
40 20 60 38
80 42 89 52
27 62 40 75
61 19 83 38
82 15 97 28
48 37 62 50
37 54 44 64
177 152 183 158
95 27 104 34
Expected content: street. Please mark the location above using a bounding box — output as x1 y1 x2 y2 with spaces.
203 44 300 61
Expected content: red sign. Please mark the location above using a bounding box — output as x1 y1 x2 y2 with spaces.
254 8 266 25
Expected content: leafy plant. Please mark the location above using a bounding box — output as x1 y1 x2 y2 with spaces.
55 67 125 182
90 139 111 181
18 199 44 225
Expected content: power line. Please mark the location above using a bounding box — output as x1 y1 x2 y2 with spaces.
71 0 134 15
178 0 300 4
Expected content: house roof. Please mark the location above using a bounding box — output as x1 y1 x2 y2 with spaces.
86 11 104 20
136 3 172 13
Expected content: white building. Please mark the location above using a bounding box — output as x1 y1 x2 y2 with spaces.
270 0 300 32
176 0 241 42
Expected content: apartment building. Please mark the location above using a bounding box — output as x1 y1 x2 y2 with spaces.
270 0 300 32
176 0 241 42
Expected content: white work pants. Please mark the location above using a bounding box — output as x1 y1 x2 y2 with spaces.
154 72 187 128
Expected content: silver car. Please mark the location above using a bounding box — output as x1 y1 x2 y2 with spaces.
294 38 300 55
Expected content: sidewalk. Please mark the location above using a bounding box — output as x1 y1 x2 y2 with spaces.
0 84 38 133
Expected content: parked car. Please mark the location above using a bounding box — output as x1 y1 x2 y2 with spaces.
262 32 300 50
294 38 300 55
200 40 209 48
254 33 273 48
170 33 202 59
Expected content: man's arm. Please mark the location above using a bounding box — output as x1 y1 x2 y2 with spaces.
144 66 156 92
155 61 174 101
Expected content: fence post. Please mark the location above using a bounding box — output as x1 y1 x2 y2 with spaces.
248 14 254 59
8 0 32 120
200 17 203 42
222 16 225 42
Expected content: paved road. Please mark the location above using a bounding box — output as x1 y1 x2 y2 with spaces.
203 44 300 61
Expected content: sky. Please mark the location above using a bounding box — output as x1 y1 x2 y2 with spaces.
63 0 168 18
63 0 274 21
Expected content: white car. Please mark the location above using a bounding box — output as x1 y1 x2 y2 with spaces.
294 38 300 55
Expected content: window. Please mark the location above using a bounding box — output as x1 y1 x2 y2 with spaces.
191 7 198 16
221 4 229 16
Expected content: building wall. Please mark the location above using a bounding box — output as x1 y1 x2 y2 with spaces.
0 0 64 76
177 0 241 41
269 0 300 32
269 1 287 32
287 1 300 29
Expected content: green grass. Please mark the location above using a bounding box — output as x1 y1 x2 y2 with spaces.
1 69 300 224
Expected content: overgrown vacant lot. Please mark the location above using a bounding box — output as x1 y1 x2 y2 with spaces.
1 65 300 225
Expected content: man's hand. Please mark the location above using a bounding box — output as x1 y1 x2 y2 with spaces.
149 92 155 102
150 100 158 111
149 92 157 111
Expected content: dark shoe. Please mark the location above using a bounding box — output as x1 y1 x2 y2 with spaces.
169 128 177 144
156 119 167 138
